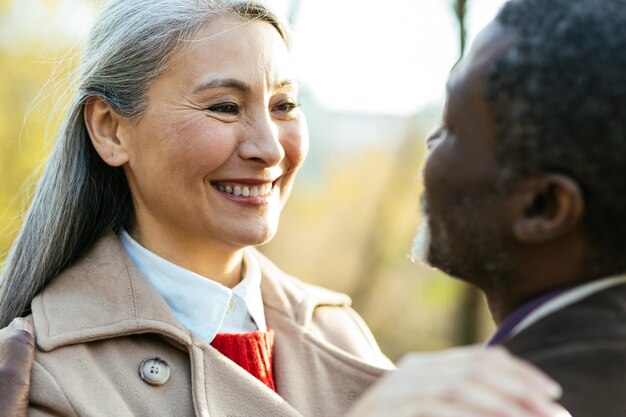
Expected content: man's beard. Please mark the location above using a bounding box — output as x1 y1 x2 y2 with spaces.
411 192 515 296
410 219 431 264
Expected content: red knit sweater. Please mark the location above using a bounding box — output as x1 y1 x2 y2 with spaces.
211 329 276 391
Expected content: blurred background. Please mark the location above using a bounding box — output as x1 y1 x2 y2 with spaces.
0 0 507 361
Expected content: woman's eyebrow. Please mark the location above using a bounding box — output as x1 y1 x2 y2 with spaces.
274 79 297 92
192 78 251 95
191 78 298 95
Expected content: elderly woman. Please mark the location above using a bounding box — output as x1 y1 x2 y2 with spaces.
0 1 566 416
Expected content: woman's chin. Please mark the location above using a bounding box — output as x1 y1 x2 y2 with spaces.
226 225 278 249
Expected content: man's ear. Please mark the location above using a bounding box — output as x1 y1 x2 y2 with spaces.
512 174 584 243
84 96 131 167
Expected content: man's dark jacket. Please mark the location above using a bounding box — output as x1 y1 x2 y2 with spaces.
502 282 626 417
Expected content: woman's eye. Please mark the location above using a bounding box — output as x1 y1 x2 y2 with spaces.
274 101 300 113
208 103 240 115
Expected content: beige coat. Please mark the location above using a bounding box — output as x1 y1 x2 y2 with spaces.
27 234 393 417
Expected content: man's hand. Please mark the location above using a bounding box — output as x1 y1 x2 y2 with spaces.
346 346 571 417
0 318 35 417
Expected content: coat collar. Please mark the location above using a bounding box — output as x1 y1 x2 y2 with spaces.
31 233 351 352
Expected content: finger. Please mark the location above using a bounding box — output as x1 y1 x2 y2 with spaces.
11 318 33 335
393 349 564 417
442 377 568 417
1 318 36 370
393 397 544 417
381 376 564 417
0 317 36 386
351 372 561 417
0 318 35 417
479 348 562 398
398 347 561 399
469 363 566 416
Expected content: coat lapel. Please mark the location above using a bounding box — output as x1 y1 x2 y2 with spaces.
32 233 192 352
255 250 389 416
31 234 386 417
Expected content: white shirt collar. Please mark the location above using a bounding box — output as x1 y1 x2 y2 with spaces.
510 274 626 338
118 231 266 343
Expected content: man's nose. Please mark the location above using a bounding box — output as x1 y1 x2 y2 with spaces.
238 112 285 166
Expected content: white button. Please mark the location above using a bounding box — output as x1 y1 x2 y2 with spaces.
227 298 236 314
139 357 170 386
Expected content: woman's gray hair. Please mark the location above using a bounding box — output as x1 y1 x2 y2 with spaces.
0 0 289 327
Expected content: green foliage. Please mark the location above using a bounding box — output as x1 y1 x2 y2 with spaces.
0 2 77 260
0 51 52 257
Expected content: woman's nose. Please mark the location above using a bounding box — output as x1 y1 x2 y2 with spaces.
238 112 285 166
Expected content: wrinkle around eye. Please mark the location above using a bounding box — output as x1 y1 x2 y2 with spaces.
207 102 240 115
274 102 300 112
270 99 301 121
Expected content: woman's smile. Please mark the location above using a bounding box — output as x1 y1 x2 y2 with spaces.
210 178 280 207
115 16 309 254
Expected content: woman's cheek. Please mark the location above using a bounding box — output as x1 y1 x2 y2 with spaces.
284 116 310 170
175 118 242 165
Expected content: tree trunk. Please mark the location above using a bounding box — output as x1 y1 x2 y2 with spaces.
450 0 488 346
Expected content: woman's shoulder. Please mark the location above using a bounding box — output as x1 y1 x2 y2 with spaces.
250 248 394 369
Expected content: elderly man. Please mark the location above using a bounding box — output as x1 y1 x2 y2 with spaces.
407 0 626 415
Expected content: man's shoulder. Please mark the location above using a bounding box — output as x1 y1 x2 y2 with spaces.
505 282 626 354
503 283 626 417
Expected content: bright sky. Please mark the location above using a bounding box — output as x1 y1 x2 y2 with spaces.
288 0 508 115
2 0 508 115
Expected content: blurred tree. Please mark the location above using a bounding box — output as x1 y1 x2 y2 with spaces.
287 0 302 26
348 122 424 313
349 0 490 348
450 0 489 346
0 1 76 260
453 0 468 61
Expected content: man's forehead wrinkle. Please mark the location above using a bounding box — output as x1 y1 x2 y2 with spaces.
463 31 518 98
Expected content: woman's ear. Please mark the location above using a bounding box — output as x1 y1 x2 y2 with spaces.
512 174 584 243
84 96 131 167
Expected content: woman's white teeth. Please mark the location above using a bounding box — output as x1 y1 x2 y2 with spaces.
214 183 273 197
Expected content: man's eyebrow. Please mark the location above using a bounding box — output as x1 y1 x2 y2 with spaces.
192 78 251 95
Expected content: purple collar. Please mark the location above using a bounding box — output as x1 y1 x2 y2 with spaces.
487 286 572 346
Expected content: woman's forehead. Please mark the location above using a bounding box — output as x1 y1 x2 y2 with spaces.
160 16 295 90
